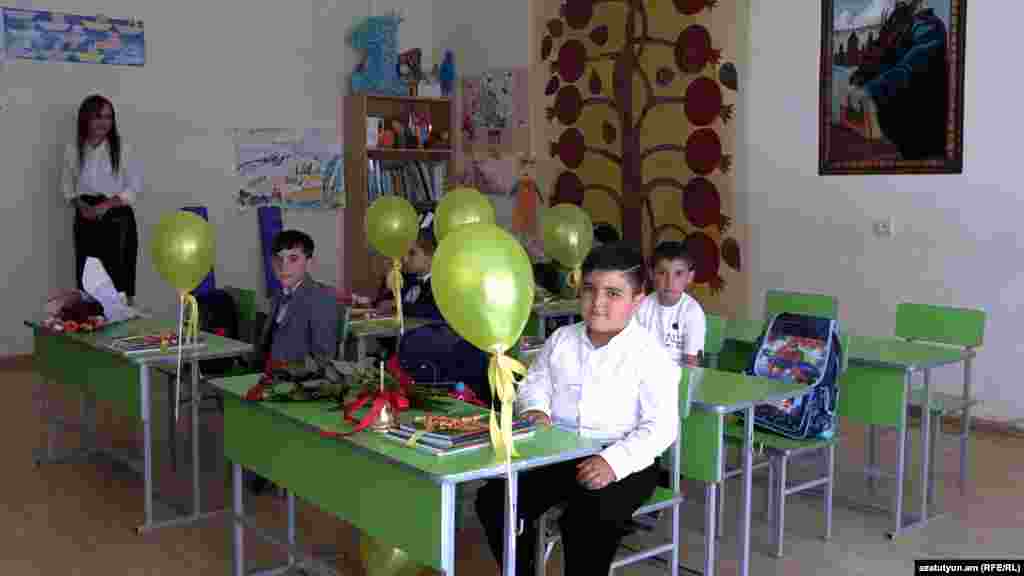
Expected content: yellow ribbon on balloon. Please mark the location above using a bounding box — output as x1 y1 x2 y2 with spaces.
174 290 200 423
487 350 527 460
388 259 404 333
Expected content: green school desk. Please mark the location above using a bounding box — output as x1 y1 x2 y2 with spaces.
347 316 431 361
211 374 605 576
683 367 810 576
27 317 252 534
723 318 970 537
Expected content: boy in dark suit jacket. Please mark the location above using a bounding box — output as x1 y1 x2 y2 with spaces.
261 230 339 363
374 228 442 321
250 230 337 495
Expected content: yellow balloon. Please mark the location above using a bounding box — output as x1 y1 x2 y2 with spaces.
432 223 535 353
366 196 419 260
434 187 496 241
542 204 593 270
150 211 216 293
359 535 420 576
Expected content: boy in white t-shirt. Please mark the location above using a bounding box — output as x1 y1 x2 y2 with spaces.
634 241 707 367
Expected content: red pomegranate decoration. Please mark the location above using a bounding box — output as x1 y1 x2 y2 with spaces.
683 176 731 231
674 0 718 16
547 85 583 125
553 171 585 206
685 128 732 175
563 0 595 30
553 39 587 83
684 76 733 127
676 25 722 74
684 230 725 293
551 128 586 169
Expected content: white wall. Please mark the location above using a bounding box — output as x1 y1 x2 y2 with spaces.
0 0 432 354
741 2 1024 424
433 1 531 227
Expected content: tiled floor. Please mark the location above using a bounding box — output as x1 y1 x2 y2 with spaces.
5 366 1022 575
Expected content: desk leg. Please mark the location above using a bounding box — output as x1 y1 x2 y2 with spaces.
287 490 296 568
704 483 717 576
357 337 367 363
739 407 753 576
503 472 519 576
441 482 456 575
192 360 201 516
142 365 154 531
887 374 910 539
960 354 973 497
919 369 932 526
233 463 245 576
81 390 97 455
867 425 878 496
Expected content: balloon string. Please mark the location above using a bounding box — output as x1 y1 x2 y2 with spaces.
389 260 404 334
174 292 200 423
486 349 526 573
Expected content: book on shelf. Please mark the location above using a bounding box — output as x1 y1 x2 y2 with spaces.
367 159 447 204
107 333 208 355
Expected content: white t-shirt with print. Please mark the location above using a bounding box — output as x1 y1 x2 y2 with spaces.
634 292 706 366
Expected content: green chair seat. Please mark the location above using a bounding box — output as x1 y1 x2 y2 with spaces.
909 388 979 416
724 421 837 455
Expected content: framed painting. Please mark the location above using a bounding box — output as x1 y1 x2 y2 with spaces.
819 0 967 174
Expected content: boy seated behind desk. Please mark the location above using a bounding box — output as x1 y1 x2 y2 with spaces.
634 241 707 367
374 228 443 321
475 243 680 576
261 230 338 364
249 230 337 496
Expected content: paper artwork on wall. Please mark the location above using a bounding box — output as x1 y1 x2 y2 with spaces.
461 68 529 148
1 8 145 66
232 128 344 212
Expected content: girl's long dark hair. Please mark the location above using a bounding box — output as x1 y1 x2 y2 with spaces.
76 94 120 174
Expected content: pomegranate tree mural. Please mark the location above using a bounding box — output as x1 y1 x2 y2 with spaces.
541 0 742 295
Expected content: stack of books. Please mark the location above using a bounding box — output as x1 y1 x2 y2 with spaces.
106 333 207 355
385 413 536 456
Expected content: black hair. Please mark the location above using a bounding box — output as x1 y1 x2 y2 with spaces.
272 229 315 257
76 94 121 174
415 227 437 254
593 222 621 245
651 241 696 270
581 242 645 294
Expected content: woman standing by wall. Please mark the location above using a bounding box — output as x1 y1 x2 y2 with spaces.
61 94 141 303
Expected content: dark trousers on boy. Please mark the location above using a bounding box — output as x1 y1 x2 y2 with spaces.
475 458 658 576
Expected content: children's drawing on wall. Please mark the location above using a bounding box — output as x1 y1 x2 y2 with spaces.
461 68 529 148
511 155 544 249
2 8 145 66
232 128 344 212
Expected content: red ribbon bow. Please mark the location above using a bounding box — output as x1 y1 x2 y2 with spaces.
321 354 412 438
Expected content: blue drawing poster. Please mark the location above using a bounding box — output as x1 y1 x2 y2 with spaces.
2 7 145 66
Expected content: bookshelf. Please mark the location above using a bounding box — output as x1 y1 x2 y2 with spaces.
343 93 455 294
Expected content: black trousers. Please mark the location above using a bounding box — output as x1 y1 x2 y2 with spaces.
73 195 138 299
475 457 658 576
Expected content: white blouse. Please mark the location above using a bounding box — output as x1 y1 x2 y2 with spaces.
517 319 680 481
61 140 141 204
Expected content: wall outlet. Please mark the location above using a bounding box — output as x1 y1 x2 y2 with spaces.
873 217 894 238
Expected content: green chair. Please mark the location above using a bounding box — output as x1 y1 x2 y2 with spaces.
894 302 985 497
703 313 727 369
764 289 839 321
534 373 688 575
718 290 841 554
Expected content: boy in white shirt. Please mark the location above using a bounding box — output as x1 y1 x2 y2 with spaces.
475 243 680 575
634 241 707 367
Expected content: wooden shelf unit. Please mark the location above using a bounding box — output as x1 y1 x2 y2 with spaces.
342 93 455 294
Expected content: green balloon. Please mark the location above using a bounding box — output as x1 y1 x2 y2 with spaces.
542 204 593 270
150 211 216 293
432 223 535 354
360 536 419 576
366 196 419 260
434 187 496 241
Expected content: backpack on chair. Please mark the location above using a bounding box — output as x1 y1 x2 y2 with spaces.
744 312 842 440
